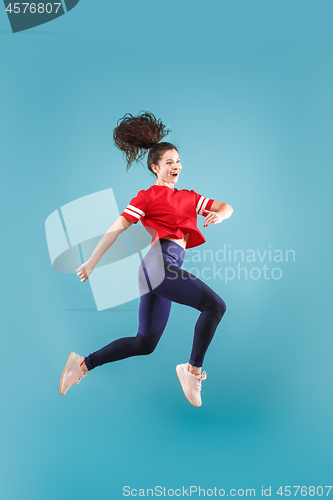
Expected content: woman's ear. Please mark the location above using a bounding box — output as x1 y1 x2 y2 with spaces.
151 163 159 175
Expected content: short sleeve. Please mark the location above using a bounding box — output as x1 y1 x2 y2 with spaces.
192 191 214 216
120 189 148 224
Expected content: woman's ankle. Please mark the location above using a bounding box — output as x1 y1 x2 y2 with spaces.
188 363 201 375
80 360 88 374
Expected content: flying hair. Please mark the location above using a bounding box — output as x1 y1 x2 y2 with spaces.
113 111 178 175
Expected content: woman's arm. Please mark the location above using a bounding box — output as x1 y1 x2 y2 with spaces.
203 200 233 227
76 216 134 282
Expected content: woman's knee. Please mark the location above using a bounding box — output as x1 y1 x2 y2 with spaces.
139 341 158 356
211 295 227 320
133 334 159 356
198 282 226 317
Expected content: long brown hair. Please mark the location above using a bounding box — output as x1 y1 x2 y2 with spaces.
113 111 178 175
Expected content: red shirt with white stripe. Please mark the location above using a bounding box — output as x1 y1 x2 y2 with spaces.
120 185 214 249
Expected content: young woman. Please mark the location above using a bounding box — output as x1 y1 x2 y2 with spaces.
59 111 233 407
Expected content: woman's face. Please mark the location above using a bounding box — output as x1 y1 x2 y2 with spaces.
152 149 182 185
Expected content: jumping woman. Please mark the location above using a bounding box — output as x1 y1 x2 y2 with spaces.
59 111 233 407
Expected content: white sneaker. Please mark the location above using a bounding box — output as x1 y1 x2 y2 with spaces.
59 352 88 395
176 362 208 407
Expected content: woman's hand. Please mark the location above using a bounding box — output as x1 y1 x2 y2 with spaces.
76 260 95 282
203 210 224 227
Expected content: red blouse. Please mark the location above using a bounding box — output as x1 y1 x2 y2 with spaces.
120 185 214 249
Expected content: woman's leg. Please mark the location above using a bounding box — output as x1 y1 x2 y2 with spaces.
84 291 172 371
147 262 227 369
84 241 226 371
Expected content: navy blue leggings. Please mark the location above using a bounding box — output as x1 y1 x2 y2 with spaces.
84 239 226 370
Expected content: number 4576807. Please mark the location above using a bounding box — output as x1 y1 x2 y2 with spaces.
6 3 62 14
277 486 332 496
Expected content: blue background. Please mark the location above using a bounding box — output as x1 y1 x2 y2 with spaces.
1 1 332 498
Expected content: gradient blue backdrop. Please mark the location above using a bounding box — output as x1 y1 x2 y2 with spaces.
1 1 332 499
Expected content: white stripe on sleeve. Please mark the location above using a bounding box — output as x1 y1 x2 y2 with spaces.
196 196 205 214
127 204 145 217
199 198 209 214
124 208 141 220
